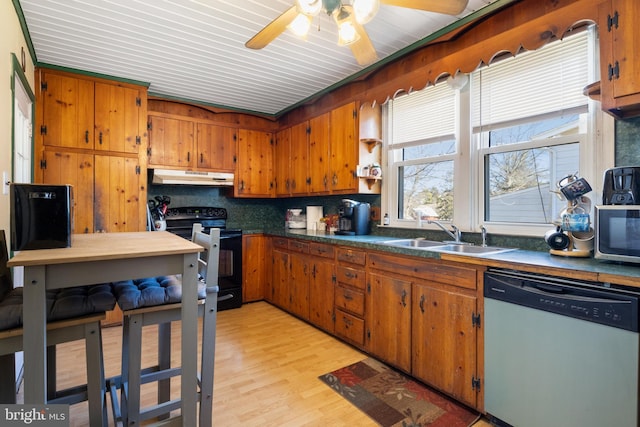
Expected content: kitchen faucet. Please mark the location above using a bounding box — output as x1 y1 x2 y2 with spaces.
427 219 461 243
481 225 488 247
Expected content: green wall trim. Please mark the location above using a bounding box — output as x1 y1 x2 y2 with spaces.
11 0 37 64
36 63 151 88
10 53 36 184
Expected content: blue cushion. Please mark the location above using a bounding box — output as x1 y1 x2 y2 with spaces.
0 284 116 332
112 275 207 311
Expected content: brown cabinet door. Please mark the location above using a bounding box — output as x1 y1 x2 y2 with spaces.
289 122 309 195
93 154 142 233
94 83 141 153
274 128 291 196
235 129 273 197
41 72 94 149
309 112 330 193
242 234 266 302
412 282 477 407
148 115 194 168
289 253 310 320
309 257 335 334
599 0 640 114
367 272 412 372
329 102 358 192
41 150 94 234
270 248 289 309
196 123 236 171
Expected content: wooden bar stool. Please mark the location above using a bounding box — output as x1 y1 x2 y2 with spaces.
112 225 220 426
0 230 115 427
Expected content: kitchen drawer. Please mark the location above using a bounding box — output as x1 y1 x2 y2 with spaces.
309 242 335 259
337 248 366 266
288 239 309 253
272 237 289 250
336 265 366 290
335 284 365 316
335 309 365 347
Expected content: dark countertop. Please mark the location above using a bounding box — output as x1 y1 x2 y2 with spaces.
258 228 640 287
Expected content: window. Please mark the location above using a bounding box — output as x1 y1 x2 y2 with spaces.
384 28 598 236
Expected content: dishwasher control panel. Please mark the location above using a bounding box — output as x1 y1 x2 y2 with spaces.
485 270 639 332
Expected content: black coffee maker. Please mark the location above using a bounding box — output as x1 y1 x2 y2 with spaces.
602 167 640 205
335 199 371 235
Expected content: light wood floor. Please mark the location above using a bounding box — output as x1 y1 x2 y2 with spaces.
31 301 492 426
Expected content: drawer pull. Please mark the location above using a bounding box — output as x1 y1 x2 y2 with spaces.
401 289 407 307
343 317 352 327
419 294 425 313
343 292 353 301
345 271 356 279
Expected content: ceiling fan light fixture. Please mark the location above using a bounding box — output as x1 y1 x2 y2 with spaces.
295 0 322 16
352 0 379 24
334 6 360 46
287 13 312 37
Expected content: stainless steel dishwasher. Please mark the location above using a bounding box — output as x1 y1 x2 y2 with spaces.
484 269 639 427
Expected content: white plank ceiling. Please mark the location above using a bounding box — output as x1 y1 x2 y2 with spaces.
17 0 509 116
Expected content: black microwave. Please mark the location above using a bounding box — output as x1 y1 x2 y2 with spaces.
595 205 640 264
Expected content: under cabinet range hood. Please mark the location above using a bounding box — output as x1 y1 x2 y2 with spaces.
152 169 234 186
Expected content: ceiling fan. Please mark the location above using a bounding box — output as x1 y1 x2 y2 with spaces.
245 0 469 65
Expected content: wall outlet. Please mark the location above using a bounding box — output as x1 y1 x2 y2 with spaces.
370 206 381 221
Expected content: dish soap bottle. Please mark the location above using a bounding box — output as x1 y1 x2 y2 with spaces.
383 213 390 225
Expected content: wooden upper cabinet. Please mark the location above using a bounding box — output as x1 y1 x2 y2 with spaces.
308 112 330 193
196 123 236 171
94 83 142 153
235 129 274 197
329 102 358 193
147 114 195 168
599 0 640 117
274 127 291 196
40 72 143 152
290 121 310 195
41 72 94 149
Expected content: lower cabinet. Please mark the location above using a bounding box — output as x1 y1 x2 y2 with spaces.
242 234 267 302
366 272 412 373
266 238 484 411
412 281 478 408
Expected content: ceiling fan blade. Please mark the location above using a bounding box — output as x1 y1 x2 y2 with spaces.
350 14 378 65
380 0 469 15
245 6 298 49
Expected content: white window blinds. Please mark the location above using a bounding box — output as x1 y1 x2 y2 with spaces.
389 82 456 145
471 31 589 130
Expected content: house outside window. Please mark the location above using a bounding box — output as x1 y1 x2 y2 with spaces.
383 27 599 237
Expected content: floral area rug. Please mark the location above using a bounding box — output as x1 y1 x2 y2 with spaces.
319 358 480 427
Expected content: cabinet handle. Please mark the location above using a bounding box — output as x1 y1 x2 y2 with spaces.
332 173 338 186
401 289 407 307
419 294 425 313
98 132 103 144
200 153 204 163
343 292 353 301
187 152 191 162
344 271 356 279
85 130 89 143
343 316 352 327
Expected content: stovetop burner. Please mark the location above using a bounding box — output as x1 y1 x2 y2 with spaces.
165 206 227 220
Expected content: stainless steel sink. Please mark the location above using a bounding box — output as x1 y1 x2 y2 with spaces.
431 244 515 255
380 239 515 255
380 238 444 248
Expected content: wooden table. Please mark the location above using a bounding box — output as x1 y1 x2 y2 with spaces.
7 231 203 426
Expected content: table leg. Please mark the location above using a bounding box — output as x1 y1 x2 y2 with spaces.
22 265 47 403
181 253 198 426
